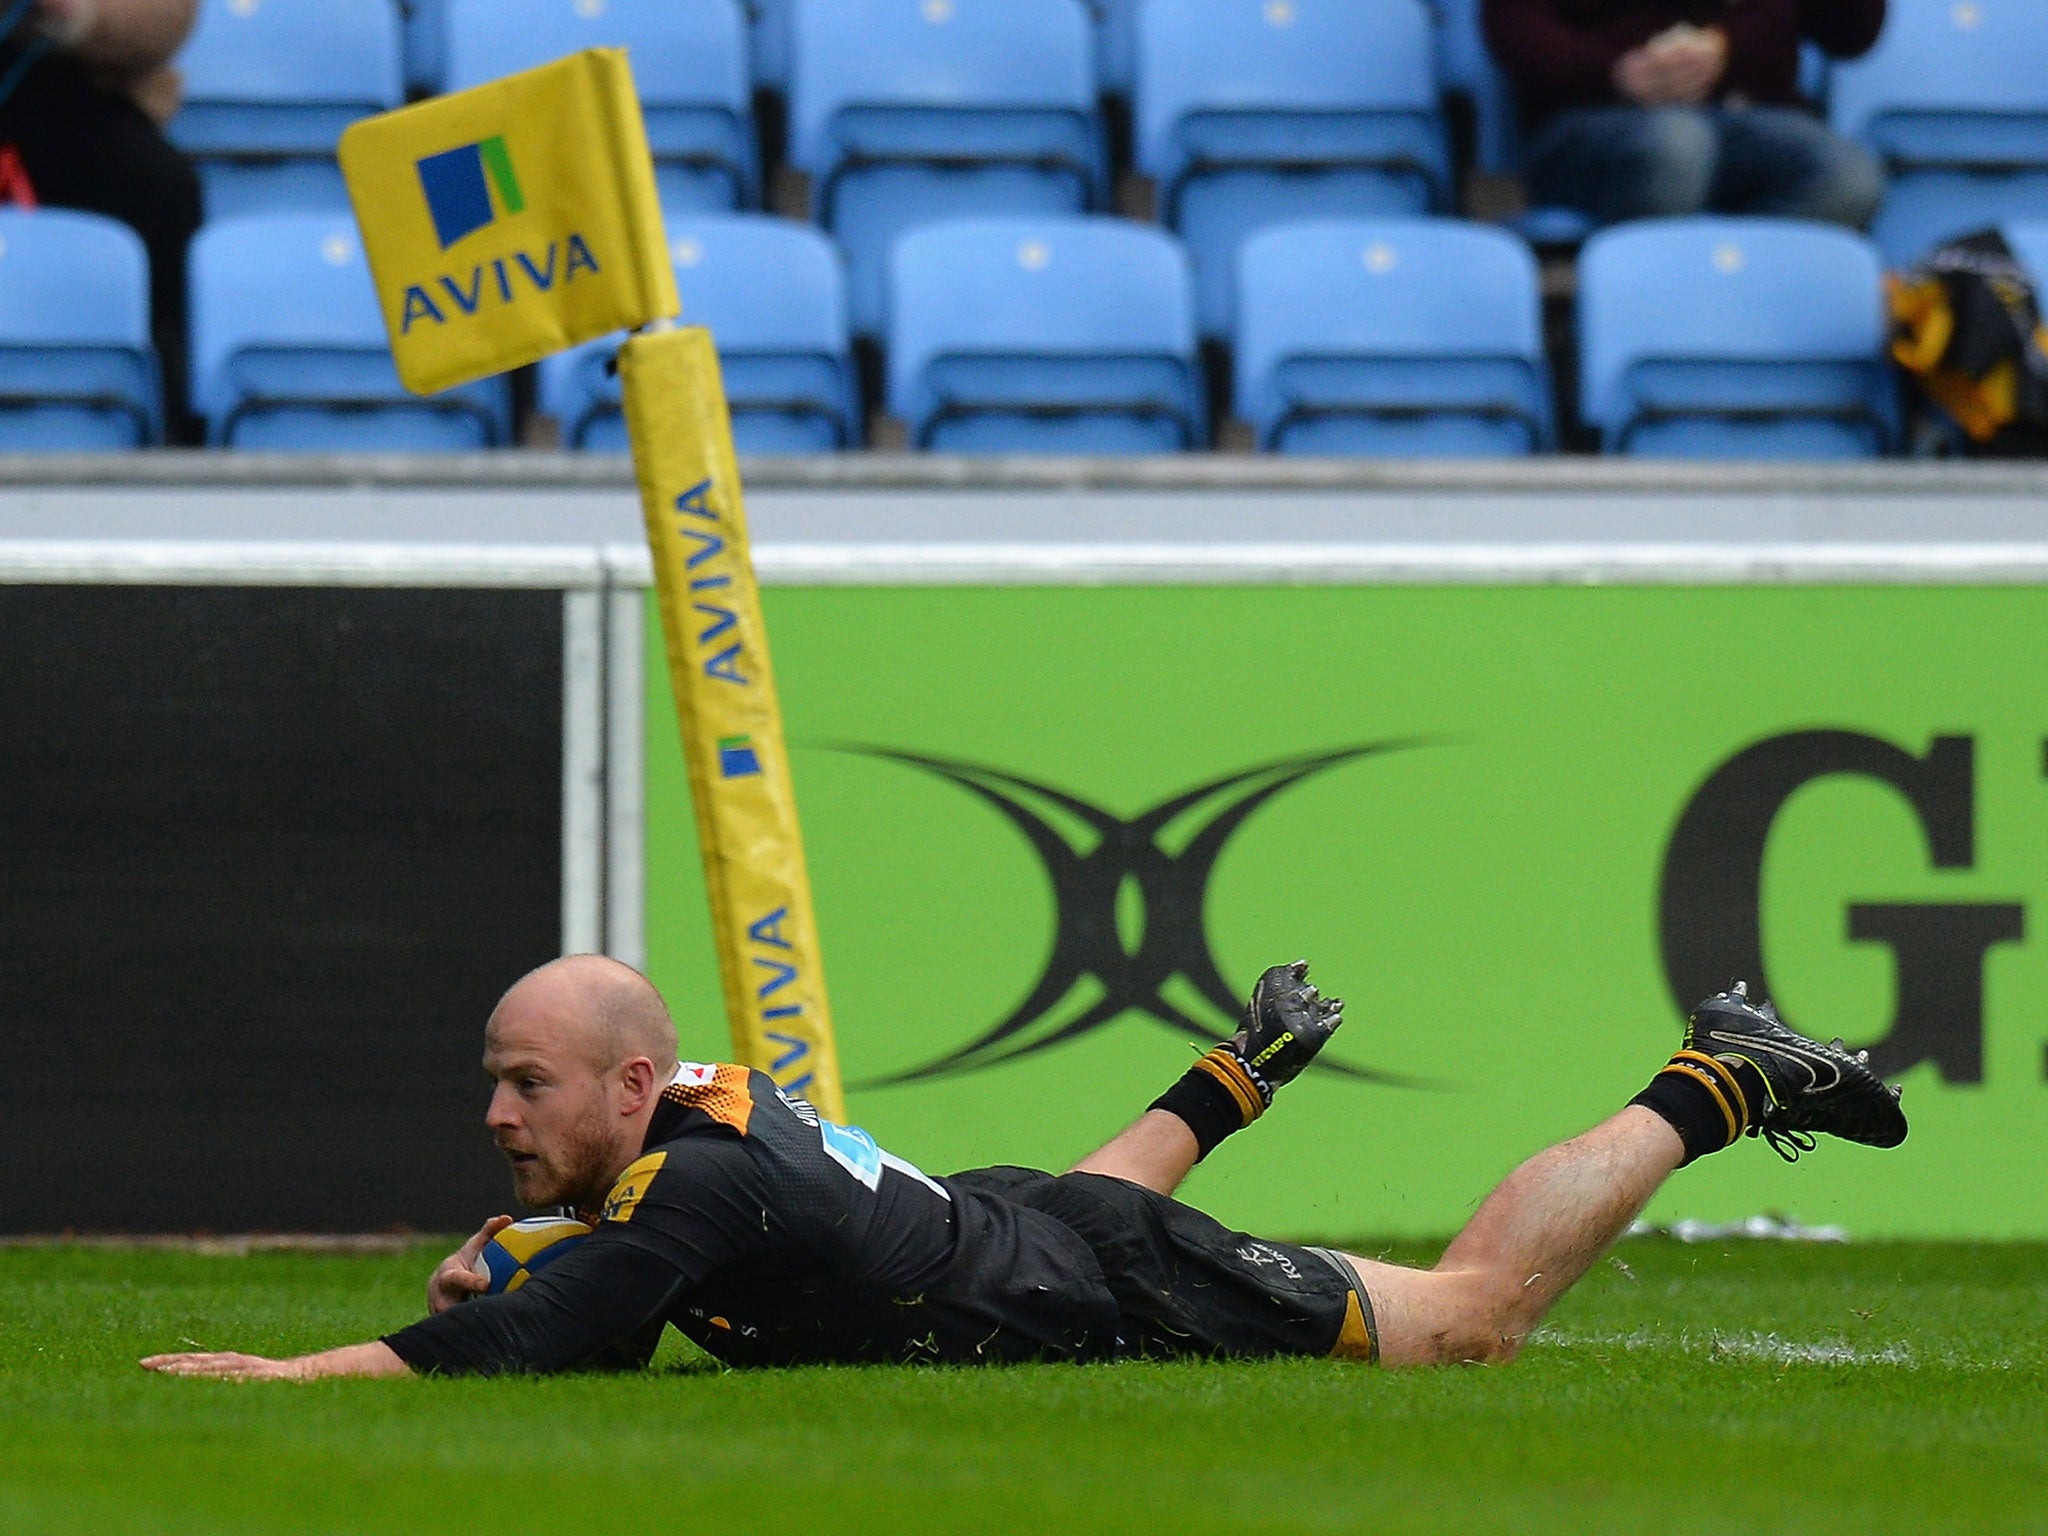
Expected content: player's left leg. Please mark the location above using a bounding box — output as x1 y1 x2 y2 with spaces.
1070 961 1342 1195
1327 983 1909 1367
1328 1105 1683 1366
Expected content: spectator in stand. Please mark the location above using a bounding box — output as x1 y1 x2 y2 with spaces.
1483 0 1886 230
0 0 201 441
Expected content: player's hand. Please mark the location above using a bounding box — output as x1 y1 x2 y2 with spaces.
140 1351 303 1380
427 1215 515 1313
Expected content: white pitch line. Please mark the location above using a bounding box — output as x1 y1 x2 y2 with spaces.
1534 1327 1910 1366
1534 1327 2024 1372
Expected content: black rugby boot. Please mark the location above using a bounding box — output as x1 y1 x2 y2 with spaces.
1226 960 1344 1108
1150 961 1345 1158
1687 982 1908 1160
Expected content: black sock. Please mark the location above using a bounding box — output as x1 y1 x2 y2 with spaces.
1150 1046 1263 1161
1630 1050 1764 1166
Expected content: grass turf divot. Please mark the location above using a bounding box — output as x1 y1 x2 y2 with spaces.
3 1239 2043 1536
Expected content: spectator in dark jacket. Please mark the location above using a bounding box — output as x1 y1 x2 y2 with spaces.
0 0 202 440
1483 0 1887 229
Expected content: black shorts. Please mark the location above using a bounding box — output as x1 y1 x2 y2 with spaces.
948 1166 1378 1362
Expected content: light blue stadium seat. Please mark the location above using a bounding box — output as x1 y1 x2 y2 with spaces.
0 210 160 448
788 0 1105 337
538 214 859 452
1831 0 2048 265
1578 217 1896 458
886 217 1203 453
444 0 757 214
171 0 403 219
1086 0 1140 96
1235 219 1551 456
747 0 790 90
1431 0 1514 175
403 0 447 96
1134 0 1452 339
188 213 511 450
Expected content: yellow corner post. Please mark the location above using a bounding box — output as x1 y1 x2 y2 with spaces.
339 52 843 1114
619 328 844 1119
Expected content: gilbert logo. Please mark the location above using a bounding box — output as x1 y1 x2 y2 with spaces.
844 743 1430 1089
1660 730 2025 1083
417 136 525 248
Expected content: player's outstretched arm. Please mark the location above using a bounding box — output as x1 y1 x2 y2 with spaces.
1071 961 1342 1196
141 1216 523 1378
140 1341 413 1381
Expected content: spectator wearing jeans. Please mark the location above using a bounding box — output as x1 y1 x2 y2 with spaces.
1483 0 1886 229
0 0 201 439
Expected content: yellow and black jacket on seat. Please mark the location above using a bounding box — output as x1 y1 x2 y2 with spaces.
1888 229 2048 456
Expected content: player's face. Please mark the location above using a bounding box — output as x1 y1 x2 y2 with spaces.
483 1017 627 1211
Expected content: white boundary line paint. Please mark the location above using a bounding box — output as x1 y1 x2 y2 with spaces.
0 541 609 587
12 538 2048 588
634 541 2048 587
560 590 607 958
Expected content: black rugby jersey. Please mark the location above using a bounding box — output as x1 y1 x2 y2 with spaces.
384 1063 1119 1374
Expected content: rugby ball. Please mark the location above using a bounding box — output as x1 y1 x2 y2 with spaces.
472 1216 593 1295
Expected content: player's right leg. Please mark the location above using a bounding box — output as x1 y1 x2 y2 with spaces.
1330 983 1909 1367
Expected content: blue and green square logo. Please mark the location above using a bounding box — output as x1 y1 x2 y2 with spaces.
416 135 525 250
718 734 762 779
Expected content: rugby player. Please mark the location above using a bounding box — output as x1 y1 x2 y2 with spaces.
142 954 1907 1379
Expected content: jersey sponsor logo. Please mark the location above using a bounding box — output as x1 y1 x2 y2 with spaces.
673 1062 719 1087
599 1150 669 1224
833 744 1427 1089
816 1119 950 1200
818 1121 884 1189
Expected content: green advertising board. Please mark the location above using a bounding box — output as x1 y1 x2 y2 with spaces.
645 585 2048 1241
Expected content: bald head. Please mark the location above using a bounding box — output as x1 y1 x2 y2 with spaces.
489 954 680 1077
483 956 680 1209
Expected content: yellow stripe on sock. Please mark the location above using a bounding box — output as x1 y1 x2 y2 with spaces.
1672 1049 1752 1137
1193 1049 1263 1125
1662 1059 1740 1147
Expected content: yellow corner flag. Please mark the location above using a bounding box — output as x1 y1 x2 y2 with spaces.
621 328 843 1118
337 51 843 1116
338 48 679 394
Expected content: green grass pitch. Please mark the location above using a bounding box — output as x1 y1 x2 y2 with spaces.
5 1239 2044 1535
